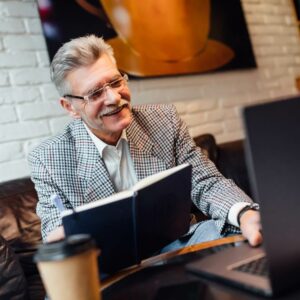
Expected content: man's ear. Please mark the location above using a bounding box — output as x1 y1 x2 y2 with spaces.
60 97 81 119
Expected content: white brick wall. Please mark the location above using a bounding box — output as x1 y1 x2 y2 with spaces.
0 0 300 182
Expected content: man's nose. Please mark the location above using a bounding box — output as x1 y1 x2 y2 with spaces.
103 87 121 105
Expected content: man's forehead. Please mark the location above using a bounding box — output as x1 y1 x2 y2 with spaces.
88 54 118 74
77 54 118 77
66 54 119 93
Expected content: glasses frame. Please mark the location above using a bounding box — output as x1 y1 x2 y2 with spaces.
63 73 129 103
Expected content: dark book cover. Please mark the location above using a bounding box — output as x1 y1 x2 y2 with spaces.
135 166 192 260
62 164 192 274
63 195 137 273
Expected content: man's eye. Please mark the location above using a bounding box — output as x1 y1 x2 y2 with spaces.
110 79 122 88
89 89 103 101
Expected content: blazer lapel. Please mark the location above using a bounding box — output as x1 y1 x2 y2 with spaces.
71 113 168 202
71 120 115 203
126 117 167 181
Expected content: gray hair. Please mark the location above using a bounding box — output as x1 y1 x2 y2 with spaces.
50 35 116 96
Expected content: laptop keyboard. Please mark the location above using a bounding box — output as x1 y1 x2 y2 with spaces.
232 256 269 277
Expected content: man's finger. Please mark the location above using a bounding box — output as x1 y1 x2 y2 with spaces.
247 230 263 247
46 226 65 243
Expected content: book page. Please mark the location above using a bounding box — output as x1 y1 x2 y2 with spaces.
62 190 134 216
133 163 189 191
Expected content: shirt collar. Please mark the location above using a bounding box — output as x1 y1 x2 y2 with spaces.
83 123 128 157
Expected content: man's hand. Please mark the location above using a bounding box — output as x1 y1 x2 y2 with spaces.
46 226 65 243
239 210 263 247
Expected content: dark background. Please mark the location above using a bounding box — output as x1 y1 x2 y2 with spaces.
293 0 300 19
38 0 256 76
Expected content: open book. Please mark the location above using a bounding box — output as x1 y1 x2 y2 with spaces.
62 163 192 273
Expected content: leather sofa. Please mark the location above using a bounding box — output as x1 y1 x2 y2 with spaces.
0 134 250 299
0 178 45 300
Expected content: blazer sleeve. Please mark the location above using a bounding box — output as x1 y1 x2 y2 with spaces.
169 105 253 233
28 151 72 240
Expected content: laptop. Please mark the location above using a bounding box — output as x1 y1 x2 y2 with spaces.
186 96 300 296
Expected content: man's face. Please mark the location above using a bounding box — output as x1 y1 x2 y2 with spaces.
61 54 132 144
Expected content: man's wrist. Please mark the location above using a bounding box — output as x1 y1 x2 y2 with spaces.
227 202 252 227
237 203 260 226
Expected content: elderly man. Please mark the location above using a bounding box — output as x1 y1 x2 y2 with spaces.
28 35 261 250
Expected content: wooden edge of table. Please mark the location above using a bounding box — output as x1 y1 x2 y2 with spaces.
101 234 245 290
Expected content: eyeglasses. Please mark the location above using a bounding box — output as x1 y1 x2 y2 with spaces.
63 73 128 103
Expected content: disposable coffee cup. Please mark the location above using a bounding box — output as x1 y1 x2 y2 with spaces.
34 234 101 300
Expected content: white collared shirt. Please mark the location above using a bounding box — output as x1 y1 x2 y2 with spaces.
84 124 138 192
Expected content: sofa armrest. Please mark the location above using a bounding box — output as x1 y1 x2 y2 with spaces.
0 178 42 248
0 177 45 300
0 235 28 299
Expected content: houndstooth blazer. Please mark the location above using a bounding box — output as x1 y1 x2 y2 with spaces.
28 104 252 239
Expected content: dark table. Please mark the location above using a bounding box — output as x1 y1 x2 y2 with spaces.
102 236 300 300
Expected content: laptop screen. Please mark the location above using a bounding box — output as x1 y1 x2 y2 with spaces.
243 96 300 293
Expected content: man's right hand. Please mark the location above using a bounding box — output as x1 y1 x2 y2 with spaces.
240 210 262 247
46 226 65 242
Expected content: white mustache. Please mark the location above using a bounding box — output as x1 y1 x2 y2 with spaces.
99 99 130 117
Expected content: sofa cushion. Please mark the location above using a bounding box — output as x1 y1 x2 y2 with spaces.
194 134 251 197
217 140 251 197
193 134 218 162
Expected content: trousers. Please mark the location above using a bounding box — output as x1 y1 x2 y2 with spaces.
160 219 223 253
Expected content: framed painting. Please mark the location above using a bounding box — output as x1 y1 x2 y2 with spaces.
37 0 256 77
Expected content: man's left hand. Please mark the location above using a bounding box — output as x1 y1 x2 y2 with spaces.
239 210 262 247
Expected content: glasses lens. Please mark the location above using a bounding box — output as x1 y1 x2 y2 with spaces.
87 74 128 103
110 77 124 89
88 88 105 102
